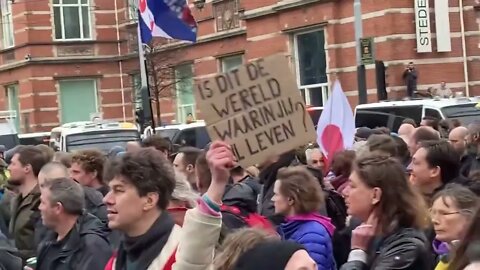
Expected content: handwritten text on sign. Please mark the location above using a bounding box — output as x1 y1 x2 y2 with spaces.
194 55 317 168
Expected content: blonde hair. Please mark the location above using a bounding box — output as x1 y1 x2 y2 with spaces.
214 228 278 270
171 176 198 208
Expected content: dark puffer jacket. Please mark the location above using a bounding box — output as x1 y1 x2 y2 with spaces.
0 230 21 270
340 227 433 270
36 213 112 270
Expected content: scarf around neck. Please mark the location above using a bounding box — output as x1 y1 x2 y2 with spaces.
115 211 175 270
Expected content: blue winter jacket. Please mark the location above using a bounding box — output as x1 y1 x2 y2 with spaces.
278 213 336 270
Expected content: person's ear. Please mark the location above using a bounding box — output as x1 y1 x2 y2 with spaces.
186 164 194 173
430 166 441 179
143 192 159 211
287 197 295 206
24 164 32 175
371 187 382 206
92 170 98 180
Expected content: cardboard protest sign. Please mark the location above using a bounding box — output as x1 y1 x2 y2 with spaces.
194 55 317 168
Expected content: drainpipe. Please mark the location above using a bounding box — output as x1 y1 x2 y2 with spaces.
459 0 470 96
354 0 367 104
114 0 127 121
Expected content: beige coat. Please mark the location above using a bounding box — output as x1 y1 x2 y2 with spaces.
173 208 222 270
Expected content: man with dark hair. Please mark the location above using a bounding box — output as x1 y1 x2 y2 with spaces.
7 146 47 259
36 178 111 270
462 121 480 177
103 148 180 269
403 61 418 97
70 149 109 196
367 134 398 157
410 140 467 203
408 126 440 156
142 135 171 158
173 147 202 189
421 116 440 131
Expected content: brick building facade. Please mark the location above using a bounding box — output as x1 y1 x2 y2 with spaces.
0 0 479 132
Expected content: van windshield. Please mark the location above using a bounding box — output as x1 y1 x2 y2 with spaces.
20 135 50 146
157 129 180 141
66 130 140 153
442 104 480 125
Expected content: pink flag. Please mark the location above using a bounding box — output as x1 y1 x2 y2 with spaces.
316 81 355 164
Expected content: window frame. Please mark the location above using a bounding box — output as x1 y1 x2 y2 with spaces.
0 0 14 49
58 78 99 124
128 0 139 21
292 28 329 106
174 63 195 123
53 0 92 41
220 54 243 73
213 0 240 32
5 84 19 131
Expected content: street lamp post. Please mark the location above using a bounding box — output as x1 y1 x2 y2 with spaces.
354 0 367 104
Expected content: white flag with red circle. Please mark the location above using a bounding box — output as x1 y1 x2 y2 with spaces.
316 80 355 163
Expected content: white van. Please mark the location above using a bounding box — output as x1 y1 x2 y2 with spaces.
355 97 480 132
59 121 140 153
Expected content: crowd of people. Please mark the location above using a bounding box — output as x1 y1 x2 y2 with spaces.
1 117 480 269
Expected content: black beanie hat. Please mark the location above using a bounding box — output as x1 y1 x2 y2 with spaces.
233 241 305 270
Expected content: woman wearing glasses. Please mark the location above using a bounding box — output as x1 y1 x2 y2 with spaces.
430 183 478 270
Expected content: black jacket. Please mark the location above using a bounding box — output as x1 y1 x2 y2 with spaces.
0 231 21 270
340 227 433 270
36 213 112 270
258 151 297 217
222 177 261 230
83 186 108 224
34 187 109 248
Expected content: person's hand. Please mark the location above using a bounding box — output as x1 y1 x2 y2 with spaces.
205 141 235 203
351 213 377 251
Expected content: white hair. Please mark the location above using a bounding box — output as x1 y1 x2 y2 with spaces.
171 176 199 208
305 148 321 162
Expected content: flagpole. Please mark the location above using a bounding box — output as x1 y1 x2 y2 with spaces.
137 14 156 132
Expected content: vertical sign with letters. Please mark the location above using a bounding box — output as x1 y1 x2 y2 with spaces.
435 0 452 52
415 0 432 53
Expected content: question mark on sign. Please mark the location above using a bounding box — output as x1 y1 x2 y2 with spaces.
295 102 308 132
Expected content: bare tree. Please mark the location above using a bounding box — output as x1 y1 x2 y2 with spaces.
144 45 188 125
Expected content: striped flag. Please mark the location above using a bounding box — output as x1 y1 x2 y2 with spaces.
139 0 197 43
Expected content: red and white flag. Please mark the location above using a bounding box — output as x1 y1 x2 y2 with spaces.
316 80 355 163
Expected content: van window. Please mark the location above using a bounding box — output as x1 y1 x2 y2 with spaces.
174 127 210 149
355 111 391 130
442 104 480 125
424 108 442 120
19 135 50 146
176 128 196 147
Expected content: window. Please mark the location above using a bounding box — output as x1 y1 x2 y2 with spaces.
220 54 243 72
213 0 240 32
293 29 328 106
59 79 97 123
128 0 138 21
175 64 194 123
424 108 442 120
0 0 14 48
131 74 142 110
5 84 19 132
53 0 91 40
